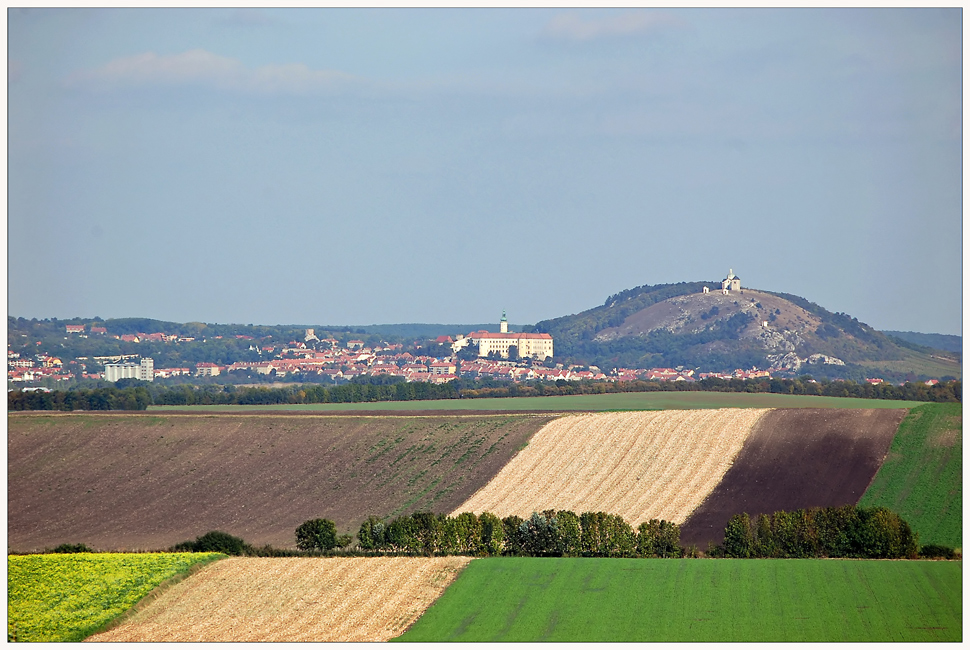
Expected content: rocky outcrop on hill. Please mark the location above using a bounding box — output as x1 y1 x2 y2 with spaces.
766 352 846 372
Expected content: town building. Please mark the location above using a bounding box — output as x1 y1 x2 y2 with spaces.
194 362 222 377
104 358 154 382
467 312 554 360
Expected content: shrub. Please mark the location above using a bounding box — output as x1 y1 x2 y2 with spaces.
295 518 339 552
173 530 250 555
357 516 387 551
919 544 957 559
49 543 93 554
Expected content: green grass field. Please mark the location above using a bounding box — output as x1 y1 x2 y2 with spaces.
395 557 961 642
856 347 961 381
7 553 224 642
148 390 925 412
859 402 962 549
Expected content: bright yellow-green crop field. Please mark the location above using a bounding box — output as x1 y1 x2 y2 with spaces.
7 553 224 642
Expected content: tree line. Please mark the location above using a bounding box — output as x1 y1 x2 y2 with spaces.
39 506 956 560
7 376 961 411
717 506 920 559
357 510 684 558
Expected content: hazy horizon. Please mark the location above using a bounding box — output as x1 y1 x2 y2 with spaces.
8 9 963 336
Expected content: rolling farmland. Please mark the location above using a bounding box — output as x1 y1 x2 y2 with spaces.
7 398 962 642
859 402 962 548
8 413 552 551
452 409 767 525
87 557 471 642
396 557 962 643
680 408 906 548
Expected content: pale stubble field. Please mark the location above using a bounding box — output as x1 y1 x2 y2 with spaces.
86 556 472 642
452 408 769 524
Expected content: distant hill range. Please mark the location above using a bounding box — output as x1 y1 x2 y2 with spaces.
881 331 962 355
531 280 961 383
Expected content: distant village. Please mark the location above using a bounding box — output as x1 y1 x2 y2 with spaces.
8 310 935 390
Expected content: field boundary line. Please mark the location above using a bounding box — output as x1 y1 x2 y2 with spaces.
80 553 228 641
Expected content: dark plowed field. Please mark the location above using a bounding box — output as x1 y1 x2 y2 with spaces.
8 413 553 552
680 408 907 548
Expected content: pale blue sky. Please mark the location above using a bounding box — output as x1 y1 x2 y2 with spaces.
7 8 963 334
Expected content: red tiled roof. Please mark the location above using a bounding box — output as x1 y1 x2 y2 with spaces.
468 332 552 340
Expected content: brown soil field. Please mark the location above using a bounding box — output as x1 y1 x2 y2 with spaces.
8 412 553 551
451 408 769 525
86 556 470 642
679 408 908 548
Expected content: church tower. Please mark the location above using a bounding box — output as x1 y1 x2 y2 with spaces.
500 310 508 334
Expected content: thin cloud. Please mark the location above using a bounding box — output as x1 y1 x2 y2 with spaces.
66 49 357 95
542 11 683 42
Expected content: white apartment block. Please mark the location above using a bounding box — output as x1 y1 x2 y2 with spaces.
104 358 154 382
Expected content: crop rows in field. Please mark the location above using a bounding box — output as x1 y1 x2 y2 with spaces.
453 409 768 525
8 413 552 551
396 557 963 642
7 552 222 642
859 402 963 548
88 556 471 642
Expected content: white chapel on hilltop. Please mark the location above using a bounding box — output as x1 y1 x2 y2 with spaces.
721 269 741 292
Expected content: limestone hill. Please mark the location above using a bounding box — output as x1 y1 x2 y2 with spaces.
533 281 960 381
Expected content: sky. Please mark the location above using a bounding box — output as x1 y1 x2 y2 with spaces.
6 8 964 335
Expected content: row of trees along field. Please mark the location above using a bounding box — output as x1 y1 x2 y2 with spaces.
148 506 944 561
358 511 684 558
718 506 921 559
6 377 962 411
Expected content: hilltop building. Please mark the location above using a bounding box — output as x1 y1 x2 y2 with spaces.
104 358 154 382
722 269 741 292
462 312 554 360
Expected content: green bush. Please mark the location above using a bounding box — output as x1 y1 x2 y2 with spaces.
919 544 958 559
173 530 250 555
49 543 93 554
357 516 387 550
295 518 339 551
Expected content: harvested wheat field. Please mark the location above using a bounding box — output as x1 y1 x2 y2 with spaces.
86 556 471 642
452 408 769 525
679 408 908 548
